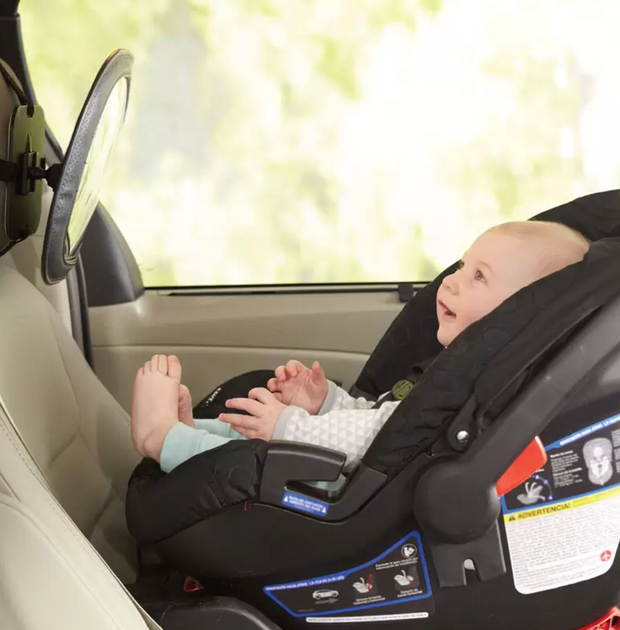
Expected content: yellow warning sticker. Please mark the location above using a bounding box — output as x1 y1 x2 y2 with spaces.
504 484 620 523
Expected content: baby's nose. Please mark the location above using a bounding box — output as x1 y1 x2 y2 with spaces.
442 273 459 295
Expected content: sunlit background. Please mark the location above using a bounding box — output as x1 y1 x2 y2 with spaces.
20 0 620 286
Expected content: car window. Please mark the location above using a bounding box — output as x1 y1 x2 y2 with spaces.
20 0 620 287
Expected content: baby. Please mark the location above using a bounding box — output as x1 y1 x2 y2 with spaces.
130 221 589 473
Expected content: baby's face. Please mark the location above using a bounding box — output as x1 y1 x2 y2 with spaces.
436 229 549 346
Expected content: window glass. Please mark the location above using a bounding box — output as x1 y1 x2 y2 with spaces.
20 0 620 286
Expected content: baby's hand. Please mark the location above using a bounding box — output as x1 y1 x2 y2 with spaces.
220 388 286 441
267 360 328 415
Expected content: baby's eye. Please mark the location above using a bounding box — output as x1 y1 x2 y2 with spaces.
474 269 486 282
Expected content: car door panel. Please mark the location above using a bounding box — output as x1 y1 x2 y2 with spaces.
90 289 403 411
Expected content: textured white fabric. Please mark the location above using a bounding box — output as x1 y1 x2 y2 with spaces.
278 382 397 472
322 380 379 412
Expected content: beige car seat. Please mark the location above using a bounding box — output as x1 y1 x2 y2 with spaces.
0 60 284 630
0 60 140 583
0 399 159 630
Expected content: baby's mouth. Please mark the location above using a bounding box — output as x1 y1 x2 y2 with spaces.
438 299 456 319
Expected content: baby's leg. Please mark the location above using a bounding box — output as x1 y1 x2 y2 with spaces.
160 425 239 473
131 354 180 462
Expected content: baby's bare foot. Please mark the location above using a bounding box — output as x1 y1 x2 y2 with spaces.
178 384 194 427
131 355 179 462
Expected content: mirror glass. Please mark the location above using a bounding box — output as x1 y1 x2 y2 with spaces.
67 76 129 254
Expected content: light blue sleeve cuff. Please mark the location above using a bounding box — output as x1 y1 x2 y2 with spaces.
317 380 339 415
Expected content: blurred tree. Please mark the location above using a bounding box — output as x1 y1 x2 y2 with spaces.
19 0 618 286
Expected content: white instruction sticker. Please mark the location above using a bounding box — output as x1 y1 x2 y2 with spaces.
502 414 620 594
306 612 429 623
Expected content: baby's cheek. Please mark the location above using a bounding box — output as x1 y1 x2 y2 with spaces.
459 310 479 331
472 297 501 322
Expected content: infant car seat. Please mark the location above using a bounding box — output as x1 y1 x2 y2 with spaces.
127 190 620 630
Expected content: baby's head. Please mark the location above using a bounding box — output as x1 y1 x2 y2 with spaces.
436 221 590 346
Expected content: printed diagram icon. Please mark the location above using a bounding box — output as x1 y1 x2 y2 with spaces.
394 570 415 587
312 589 339 602
401 544 418 559
584 438 614 486
353 576 373 594
601 550 612 562
516 475 552 505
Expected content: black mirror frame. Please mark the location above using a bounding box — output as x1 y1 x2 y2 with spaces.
42 49 133 285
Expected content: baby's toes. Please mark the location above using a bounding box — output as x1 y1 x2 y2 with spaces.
154 354 168 375
167 355 182 383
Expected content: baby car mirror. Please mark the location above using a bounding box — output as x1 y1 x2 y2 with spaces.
0 49 132 284
42 49 132 284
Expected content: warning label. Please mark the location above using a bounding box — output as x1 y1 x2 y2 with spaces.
281 491 329 517
502 414 620 594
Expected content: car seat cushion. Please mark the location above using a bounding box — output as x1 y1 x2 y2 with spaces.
352 267 452 399
126 438 268 544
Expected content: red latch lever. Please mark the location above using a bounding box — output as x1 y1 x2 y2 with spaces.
575 607 620 630
496 436 547 497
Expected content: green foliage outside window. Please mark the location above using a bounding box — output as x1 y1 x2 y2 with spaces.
20 0 620 286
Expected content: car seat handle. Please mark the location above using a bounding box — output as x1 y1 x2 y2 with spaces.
260 441 345 501
259 442 387 519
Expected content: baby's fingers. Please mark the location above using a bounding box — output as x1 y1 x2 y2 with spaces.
219 413 260 430
225 397 264 416
248 387 276 404
229 425 259 439
311 361 325 380
267 377 280 392
285 359 304 378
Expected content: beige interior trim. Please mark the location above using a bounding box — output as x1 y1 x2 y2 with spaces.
90 290 402 410
91 290 401 352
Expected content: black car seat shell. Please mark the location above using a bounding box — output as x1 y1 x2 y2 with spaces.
127 191 620 630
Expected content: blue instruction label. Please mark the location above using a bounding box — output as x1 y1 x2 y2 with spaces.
282 491 329 517
264 532 434 620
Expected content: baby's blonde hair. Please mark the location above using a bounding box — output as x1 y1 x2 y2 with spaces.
490 220 589 279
